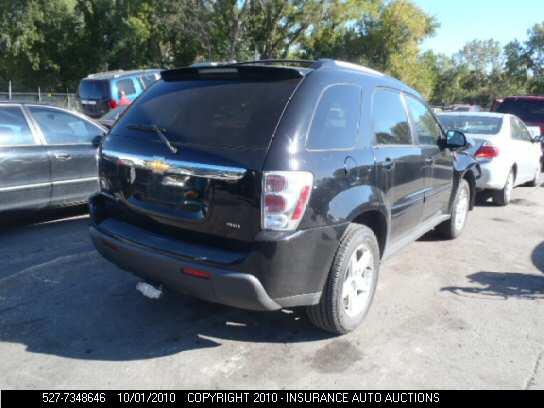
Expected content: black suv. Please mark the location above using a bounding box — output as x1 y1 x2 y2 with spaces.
89 60 479 334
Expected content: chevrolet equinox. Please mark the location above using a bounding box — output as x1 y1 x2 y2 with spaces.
89 59 479 334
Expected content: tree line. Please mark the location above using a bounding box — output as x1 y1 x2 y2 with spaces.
1 0 543 107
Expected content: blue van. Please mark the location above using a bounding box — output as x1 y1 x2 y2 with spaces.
78 69 162 118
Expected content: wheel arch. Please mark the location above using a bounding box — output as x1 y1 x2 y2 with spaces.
350 206 389 259
462 169 477 210
511 162 518 181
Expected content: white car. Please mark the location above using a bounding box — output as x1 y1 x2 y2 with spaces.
439 112 542 205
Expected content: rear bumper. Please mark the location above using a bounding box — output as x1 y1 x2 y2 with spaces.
89 194 345 311
476 160 509 190
90 226 282 311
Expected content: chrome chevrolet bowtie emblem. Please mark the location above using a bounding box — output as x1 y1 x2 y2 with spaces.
146 157 170 174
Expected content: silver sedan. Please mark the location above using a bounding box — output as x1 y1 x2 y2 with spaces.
439 112 542 205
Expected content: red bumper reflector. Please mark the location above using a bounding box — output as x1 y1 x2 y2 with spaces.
182 267 211 279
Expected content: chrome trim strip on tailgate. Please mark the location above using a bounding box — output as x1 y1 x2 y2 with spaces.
102 149 247 181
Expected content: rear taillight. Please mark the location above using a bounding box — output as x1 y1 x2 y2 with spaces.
108 99 118 109
262 171 313 231
475 144 499 159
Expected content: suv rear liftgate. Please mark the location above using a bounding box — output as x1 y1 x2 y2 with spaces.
90 64 326 311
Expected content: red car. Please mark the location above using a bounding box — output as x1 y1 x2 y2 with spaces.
492 96 544 170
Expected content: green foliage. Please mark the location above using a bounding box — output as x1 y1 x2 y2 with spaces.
0 0 543 106
429 24 544 108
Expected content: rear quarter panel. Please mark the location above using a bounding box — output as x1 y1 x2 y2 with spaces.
263 69 390 228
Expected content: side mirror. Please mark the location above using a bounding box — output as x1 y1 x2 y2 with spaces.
92 134 104 148
445 129 468 149
527 126 542 142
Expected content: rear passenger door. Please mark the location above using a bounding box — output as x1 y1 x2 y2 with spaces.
27 106 102 205
304 83 366 221
405 95 454 221
371 88 426 241
0 105 51 211
511 116 537 183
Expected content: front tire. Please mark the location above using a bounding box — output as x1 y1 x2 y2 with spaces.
494 170 514 206
437 179 470 239
306 224 380 335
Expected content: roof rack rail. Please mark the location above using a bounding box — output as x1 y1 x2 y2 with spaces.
228 59 317 68
86 69 125 78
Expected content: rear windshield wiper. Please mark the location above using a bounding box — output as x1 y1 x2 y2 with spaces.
127 123 178 154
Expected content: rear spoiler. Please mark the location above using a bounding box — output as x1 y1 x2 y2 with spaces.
161 65 305 82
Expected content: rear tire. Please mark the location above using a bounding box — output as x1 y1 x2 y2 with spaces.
306 224 379 335
494 170 514 206
437 179 470 240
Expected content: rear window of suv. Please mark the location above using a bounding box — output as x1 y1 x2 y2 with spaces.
113 77 301 148
496 99 544 122
78 80 109 100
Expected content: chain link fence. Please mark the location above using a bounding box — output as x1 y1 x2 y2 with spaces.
0 91 81 112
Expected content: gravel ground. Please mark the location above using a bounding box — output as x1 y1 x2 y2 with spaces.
1 183 543 389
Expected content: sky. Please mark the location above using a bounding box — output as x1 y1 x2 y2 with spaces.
413 0 542 55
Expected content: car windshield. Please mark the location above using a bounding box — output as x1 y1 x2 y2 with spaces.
112 77 301 148
496 99 544 122
438 115 503 135
79 80 108 100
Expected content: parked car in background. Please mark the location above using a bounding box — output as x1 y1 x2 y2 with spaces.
89 59 479 334
78 69 161 118
0 103 105 212
492 96 544 134
492 96 544 170
438 112 541 205
98 106 127 129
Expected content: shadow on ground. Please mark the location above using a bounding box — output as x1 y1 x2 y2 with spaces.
0 208 332 363
441 271 544 300
532 241 544 273
441 241 544 300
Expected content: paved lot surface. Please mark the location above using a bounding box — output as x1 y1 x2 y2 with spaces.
1 183 543 389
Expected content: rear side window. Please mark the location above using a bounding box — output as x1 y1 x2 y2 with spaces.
141 73 159 88
113 77 301 148
115 78 137 96
0 107 35 146
406 96 443 145
511 117 532 142
29 107 102 145
79 80 108 100
372 89 412 145
306 84 361 150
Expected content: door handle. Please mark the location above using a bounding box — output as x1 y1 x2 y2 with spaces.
382 157 395 171
54 153 71 160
